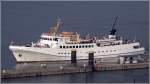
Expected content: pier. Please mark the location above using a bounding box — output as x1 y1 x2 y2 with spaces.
1 62 149 79
1 54 149 79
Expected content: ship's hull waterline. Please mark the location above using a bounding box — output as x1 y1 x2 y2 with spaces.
9 42 145 63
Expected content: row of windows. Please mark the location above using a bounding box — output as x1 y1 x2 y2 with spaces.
41 38 58 41
58 52 70 54
58 50 117 55
60 45 94 49
98 50 116 53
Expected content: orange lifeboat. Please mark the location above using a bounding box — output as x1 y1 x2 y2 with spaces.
61 32 75 37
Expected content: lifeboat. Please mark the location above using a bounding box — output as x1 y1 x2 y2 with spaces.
61 32 75 37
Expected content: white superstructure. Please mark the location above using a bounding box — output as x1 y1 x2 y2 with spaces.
9 18 145 63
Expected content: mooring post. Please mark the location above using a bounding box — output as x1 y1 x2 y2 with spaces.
88 51 95 71
71 49 77 66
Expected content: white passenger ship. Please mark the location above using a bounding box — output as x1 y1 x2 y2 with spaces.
9 18 145 63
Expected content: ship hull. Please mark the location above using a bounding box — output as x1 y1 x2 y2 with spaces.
13 50 144 63
9 42 145 63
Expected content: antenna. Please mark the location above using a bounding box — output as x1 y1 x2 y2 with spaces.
112 16 118 29
110 16 119 35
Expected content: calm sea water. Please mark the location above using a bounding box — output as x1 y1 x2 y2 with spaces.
1 1 149 83
2 68 149 83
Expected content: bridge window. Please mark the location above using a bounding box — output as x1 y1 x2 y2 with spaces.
63 46 65 48
60 46 62 48
41 38 44 40
53 38 58 41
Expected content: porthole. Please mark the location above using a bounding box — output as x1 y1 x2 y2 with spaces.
82 45 84 48
76 46 78 48
85 45 88 48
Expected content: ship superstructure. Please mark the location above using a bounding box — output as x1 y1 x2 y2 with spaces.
9 18 145 62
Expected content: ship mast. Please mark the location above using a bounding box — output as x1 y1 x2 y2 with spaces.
50 18 63 36
109 16 119 39
110 16 118 35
